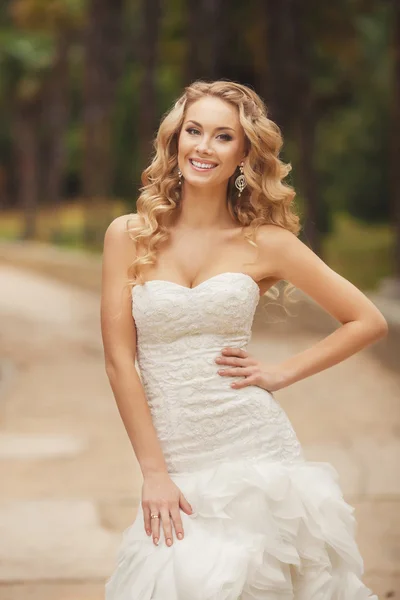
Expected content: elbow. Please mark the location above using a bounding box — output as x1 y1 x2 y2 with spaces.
347 313 389 344
369 315 389 341
104 356 136 379
105 361 117 380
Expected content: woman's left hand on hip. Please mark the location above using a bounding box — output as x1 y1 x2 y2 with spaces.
215 346 287 392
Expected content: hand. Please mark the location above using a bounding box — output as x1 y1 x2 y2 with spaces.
215 346 287 392
141 471 193 547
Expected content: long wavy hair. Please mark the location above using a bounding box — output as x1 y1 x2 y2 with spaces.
126 79 301 309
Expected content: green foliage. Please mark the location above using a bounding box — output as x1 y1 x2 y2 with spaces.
315 2 391 224
0 28 55 109
11 0 85 30
0 29 54 67
324 212 393 289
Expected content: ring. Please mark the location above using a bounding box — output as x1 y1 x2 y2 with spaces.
150 514 160 519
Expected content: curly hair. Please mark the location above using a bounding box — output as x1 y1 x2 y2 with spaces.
126 79 301 309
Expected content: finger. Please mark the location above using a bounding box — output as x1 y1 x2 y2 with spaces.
217 356 247 367
160 506 174 547
179 493 193 515
221 347 248 358
142 503 152 536
150 506 160 545
218 367 253 377
231 375 258 389
170 506 185 540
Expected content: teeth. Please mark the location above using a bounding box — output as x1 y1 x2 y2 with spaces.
191 160 216 169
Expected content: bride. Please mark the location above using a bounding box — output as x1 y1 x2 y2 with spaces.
101 80 386 599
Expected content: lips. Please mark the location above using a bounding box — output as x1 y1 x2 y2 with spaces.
189 158 218 171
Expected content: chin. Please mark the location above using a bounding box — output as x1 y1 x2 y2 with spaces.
184 176 219 188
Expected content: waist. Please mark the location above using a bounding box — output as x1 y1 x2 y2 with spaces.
136 334 250 389
137 360 303 473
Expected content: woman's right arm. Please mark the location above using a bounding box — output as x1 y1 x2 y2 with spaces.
100 215 192 546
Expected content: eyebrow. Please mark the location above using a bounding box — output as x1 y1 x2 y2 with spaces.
185 119 235 132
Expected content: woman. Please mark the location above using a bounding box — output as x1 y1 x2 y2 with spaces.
101 80 386 599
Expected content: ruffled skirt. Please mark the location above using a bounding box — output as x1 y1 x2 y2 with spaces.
105 457 378 600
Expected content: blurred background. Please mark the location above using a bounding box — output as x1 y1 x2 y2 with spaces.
0 1 399 599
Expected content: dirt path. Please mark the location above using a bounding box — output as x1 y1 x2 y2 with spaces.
0 264 398 599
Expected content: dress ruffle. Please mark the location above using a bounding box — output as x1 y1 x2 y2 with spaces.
105 457 378 600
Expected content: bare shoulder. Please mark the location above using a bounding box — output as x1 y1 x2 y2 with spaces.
104 213 141 241
248 224 301 278
103 213 142 271
104 213 142 250
252 223 299 251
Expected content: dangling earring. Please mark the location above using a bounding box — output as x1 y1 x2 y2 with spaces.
235 162 246 197
178 167 182 186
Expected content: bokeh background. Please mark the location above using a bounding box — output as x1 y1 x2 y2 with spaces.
0 1 399 599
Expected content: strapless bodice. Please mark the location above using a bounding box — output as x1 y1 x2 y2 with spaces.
131 272 303 473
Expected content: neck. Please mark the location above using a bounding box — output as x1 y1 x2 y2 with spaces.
172 180 236 230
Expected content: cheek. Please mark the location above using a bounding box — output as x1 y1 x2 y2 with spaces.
178 135 195 160
219 147 241 171
177 136 184 156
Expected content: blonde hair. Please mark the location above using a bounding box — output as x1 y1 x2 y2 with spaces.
126 79 301 310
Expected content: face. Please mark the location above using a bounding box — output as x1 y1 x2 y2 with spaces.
177 96 246 188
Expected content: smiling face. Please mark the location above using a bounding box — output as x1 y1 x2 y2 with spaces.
177 96 246 189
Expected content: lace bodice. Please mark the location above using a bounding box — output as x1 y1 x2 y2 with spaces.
132 272 303 473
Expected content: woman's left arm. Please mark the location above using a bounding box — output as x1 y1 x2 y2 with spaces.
258 225 389 389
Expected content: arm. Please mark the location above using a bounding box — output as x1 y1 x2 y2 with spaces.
101 214 193 546
258 225 388 389
101 214 168 477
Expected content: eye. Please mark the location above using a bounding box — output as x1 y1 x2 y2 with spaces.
218 133 232 141
186 127 200 135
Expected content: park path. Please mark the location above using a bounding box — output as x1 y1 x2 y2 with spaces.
0 263 399 599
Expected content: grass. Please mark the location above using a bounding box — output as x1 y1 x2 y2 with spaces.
0 202 395 291
0 199 128 251
323 212 394 291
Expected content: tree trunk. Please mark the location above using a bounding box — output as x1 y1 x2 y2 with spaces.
185 0 228 84
41 29 71 242
256 1 321 253
137 0 162 174
42 30 70 208
289 0 321 256
82 0 125 245
13 100 40 239
185 0 203 83
260 0 294 131
392 0 400 282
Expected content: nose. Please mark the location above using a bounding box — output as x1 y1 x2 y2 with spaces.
195 137 213 155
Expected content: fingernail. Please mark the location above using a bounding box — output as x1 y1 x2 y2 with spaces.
177 532 183 540
146 529 151 535
154 537 158 545
166 538 172 546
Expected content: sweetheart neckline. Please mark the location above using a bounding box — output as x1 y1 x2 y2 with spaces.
131 271 261 296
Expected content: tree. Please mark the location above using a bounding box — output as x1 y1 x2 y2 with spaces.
3 0 84 238
254 0 323 254
82 0 125 244
184 0 230 83
137 0 163 173
0 26 54 237
391 0 400 284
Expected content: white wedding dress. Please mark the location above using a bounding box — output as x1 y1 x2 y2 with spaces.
105 271 377 600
